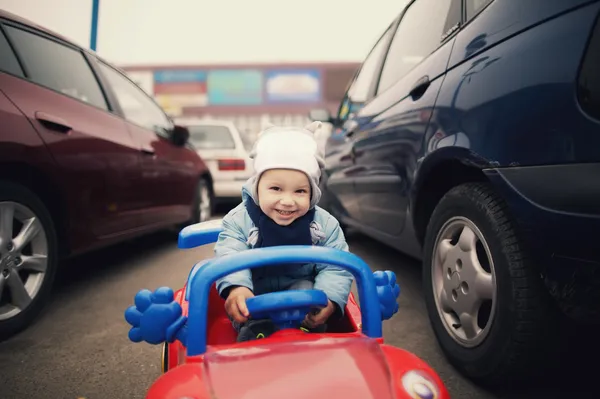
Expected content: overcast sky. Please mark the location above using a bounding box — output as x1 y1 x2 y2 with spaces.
0 0 407 66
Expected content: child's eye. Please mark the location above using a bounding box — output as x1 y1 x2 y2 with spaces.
269 186 280 191
296 189 308 194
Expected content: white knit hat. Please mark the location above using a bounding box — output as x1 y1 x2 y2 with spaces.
248 121 326 209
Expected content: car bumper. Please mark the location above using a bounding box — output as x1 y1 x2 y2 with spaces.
484 163 600 323
213 179 247 199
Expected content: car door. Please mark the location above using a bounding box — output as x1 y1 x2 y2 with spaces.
350 0 461 241
94 60 198 228
0 21 142 245
323 22 396 225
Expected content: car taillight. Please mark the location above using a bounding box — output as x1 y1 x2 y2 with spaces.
218 159 245 171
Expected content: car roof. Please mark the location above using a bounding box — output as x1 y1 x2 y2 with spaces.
0 9 84 48
0 9 130 76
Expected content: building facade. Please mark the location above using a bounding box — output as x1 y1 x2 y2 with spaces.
122 62 359 136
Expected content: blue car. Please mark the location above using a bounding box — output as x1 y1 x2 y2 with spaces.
309 0 600 387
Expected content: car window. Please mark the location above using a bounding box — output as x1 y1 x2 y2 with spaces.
337 23 395 123
376 0 454 95
466 0 493 21
188 125 236 149
443 0 463 39
347 23 395 106
577 15 600 121
97 62 172 135
4 25 108 109
0 28 23 77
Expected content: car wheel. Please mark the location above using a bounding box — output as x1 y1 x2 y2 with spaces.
190 178 213 225
422 182 553 386
161 342 168 373
197 178 213 223
0 181 58 341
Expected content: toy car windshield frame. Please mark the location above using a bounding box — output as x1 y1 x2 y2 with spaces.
178 221 383 356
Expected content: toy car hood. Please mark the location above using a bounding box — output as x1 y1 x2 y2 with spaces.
206 336 395 399
151 335 444 399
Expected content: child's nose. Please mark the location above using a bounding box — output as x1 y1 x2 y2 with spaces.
279 196 294 206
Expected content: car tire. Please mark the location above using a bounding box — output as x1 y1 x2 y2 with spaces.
196 178 214 223
0 180 58 342
186 177 214 227
422 182 554 387
161 342 169 373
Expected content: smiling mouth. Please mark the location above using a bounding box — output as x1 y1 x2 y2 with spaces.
276 210 296 216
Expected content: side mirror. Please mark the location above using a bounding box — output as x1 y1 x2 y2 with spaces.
309 108 332 124
171 125 190 146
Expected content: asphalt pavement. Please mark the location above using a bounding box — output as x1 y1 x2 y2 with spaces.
0 212 596 399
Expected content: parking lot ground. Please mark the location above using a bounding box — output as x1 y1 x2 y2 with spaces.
0 216 597 399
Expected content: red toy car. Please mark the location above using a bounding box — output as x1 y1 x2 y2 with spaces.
125 220 450 399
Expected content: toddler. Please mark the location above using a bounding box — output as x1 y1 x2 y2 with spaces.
214 121 354 341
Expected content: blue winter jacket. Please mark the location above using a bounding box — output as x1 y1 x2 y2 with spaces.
214 183 354 314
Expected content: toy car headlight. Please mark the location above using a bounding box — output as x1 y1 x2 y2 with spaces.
401 370 440 399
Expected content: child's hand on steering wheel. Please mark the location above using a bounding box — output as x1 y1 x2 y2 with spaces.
302 299 335 329
225 286 255 323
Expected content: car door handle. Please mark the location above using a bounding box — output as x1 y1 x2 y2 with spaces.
409 76 431 100
141 148 155 156
34 111 72 133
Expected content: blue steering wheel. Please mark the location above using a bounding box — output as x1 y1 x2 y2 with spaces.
245 289 329 330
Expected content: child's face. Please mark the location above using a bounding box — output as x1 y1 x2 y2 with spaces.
257 169 311 226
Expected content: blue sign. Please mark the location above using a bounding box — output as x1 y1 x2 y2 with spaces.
207 70 263 105
154 70 207 84
265 69 321 103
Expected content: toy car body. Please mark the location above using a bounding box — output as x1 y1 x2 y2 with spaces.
131 220 450 399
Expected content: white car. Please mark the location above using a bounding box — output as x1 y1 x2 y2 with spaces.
177 119 254 203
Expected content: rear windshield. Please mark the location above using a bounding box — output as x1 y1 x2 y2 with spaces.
188 125 235 149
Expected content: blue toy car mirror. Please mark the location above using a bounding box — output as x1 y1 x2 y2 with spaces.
178 219 223 249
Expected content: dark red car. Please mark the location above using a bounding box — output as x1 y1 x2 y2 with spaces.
0 10 213 340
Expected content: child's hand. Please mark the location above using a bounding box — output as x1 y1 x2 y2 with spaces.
225 286 254 323
302 300 335 329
